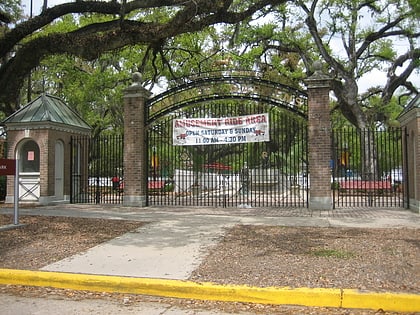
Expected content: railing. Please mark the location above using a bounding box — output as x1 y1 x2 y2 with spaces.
332 128 406 208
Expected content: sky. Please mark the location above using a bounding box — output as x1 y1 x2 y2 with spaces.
21 0 419 94
22 0 63 16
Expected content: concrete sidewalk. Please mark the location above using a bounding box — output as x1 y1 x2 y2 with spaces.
2 205 419 279
4 205 418 279
42 212 238 279
0 205 419 314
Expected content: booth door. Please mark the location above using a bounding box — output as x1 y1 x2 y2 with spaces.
19 140 40 202
54 140 64 200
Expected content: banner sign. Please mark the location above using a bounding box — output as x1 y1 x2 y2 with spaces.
173 113 269 146
0 159 16 176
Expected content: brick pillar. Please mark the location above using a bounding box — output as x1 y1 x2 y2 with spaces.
398 100 420 213
123 73 152 207
305 62 332 210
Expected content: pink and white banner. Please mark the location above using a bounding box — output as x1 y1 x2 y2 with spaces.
173 113 269 146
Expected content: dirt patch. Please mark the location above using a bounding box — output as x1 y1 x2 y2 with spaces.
0 214 145 269
190 225 420 294
0 214 419 314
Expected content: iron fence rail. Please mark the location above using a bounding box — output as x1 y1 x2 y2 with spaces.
70 134 124 204
332 128 406 208
70 127 406 209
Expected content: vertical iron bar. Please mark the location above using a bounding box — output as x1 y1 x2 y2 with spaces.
70 136 74 203
403 127 409 208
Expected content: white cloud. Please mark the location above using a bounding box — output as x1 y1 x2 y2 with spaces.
357 69 387 92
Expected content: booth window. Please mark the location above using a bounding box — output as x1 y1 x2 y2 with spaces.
20 140 40 173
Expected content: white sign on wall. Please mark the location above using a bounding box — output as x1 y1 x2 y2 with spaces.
173 113 270 146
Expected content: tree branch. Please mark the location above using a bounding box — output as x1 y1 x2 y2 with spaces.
0 0 289 107
355 15 406 60
0 0 188 58
381 48 420 103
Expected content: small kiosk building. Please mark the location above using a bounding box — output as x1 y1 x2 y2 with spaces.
2 94 91 205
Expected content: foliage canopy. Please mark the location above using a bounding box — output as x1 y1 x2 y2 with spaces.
0 0 418 130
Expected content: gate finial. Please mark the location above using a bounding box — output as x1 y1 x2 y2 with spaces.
305 61 331 88
309 61 330 80
131 72 142 86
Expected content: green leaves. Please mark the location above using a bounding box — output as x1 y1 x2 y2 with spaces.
0 0 417 132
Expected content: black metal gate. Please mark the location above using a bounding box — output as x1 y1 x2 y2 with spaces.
147 103 308 208
332 128 407 208
70 134 123 204
70 72 310 207
70 127 407 208
145 71 309 208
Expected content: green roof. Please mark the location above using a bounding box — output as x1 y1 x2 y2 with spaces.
2 94 91 130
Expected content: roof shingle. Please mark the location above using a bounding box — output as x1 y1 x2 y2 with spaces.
2 94 91 130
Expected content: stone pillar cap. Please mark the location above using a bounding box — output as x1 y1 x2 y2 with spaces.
132 72 142 85
123 72 152 98
304 61 332 88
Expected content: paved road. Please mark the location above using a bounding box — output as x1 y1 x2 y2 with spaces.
0 293 246 315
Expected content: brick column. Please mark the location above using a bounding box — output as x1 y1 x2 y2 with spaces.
305 62 332 210
123 73 152 207
398 100 420 213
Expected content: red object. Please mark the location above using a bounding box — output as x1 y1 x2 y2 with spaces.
339 180 392 190
0 159 16 176
148 181 165 190
203 162 232 171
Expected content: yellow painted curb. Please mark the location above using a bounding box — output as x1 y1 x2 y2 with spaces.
0 269 419 312
342 289 420 313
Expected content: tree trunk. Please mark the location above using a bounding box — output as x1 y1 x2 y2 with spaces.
360 129 378 181
333 79 379 181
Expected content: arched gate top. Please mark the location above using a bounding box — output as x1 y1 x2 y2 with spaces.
146 70 307 125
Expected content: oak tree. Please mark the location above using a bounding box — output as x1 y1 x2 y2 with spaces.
0 0 287 115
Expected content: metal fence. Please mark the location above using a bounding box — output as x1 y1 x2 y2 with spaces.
70 107 309 207
332 128 407 208
70 134 124 204
70 127 406 209
147 102 308 208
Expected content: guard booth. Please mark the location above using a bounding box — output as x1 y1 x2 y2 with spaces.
2 94 91 205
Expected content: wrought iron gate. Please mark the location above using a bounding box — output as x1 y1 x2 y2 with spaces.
70 71 310 207
332 128 407 208
68 68 407 209
70 134 123 204
70 127 407 209
147 103 308 208
145 71 309 208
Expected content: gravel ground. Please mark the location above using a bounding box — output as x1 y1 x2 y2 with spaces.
190 225 420 293
0 214 419 314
